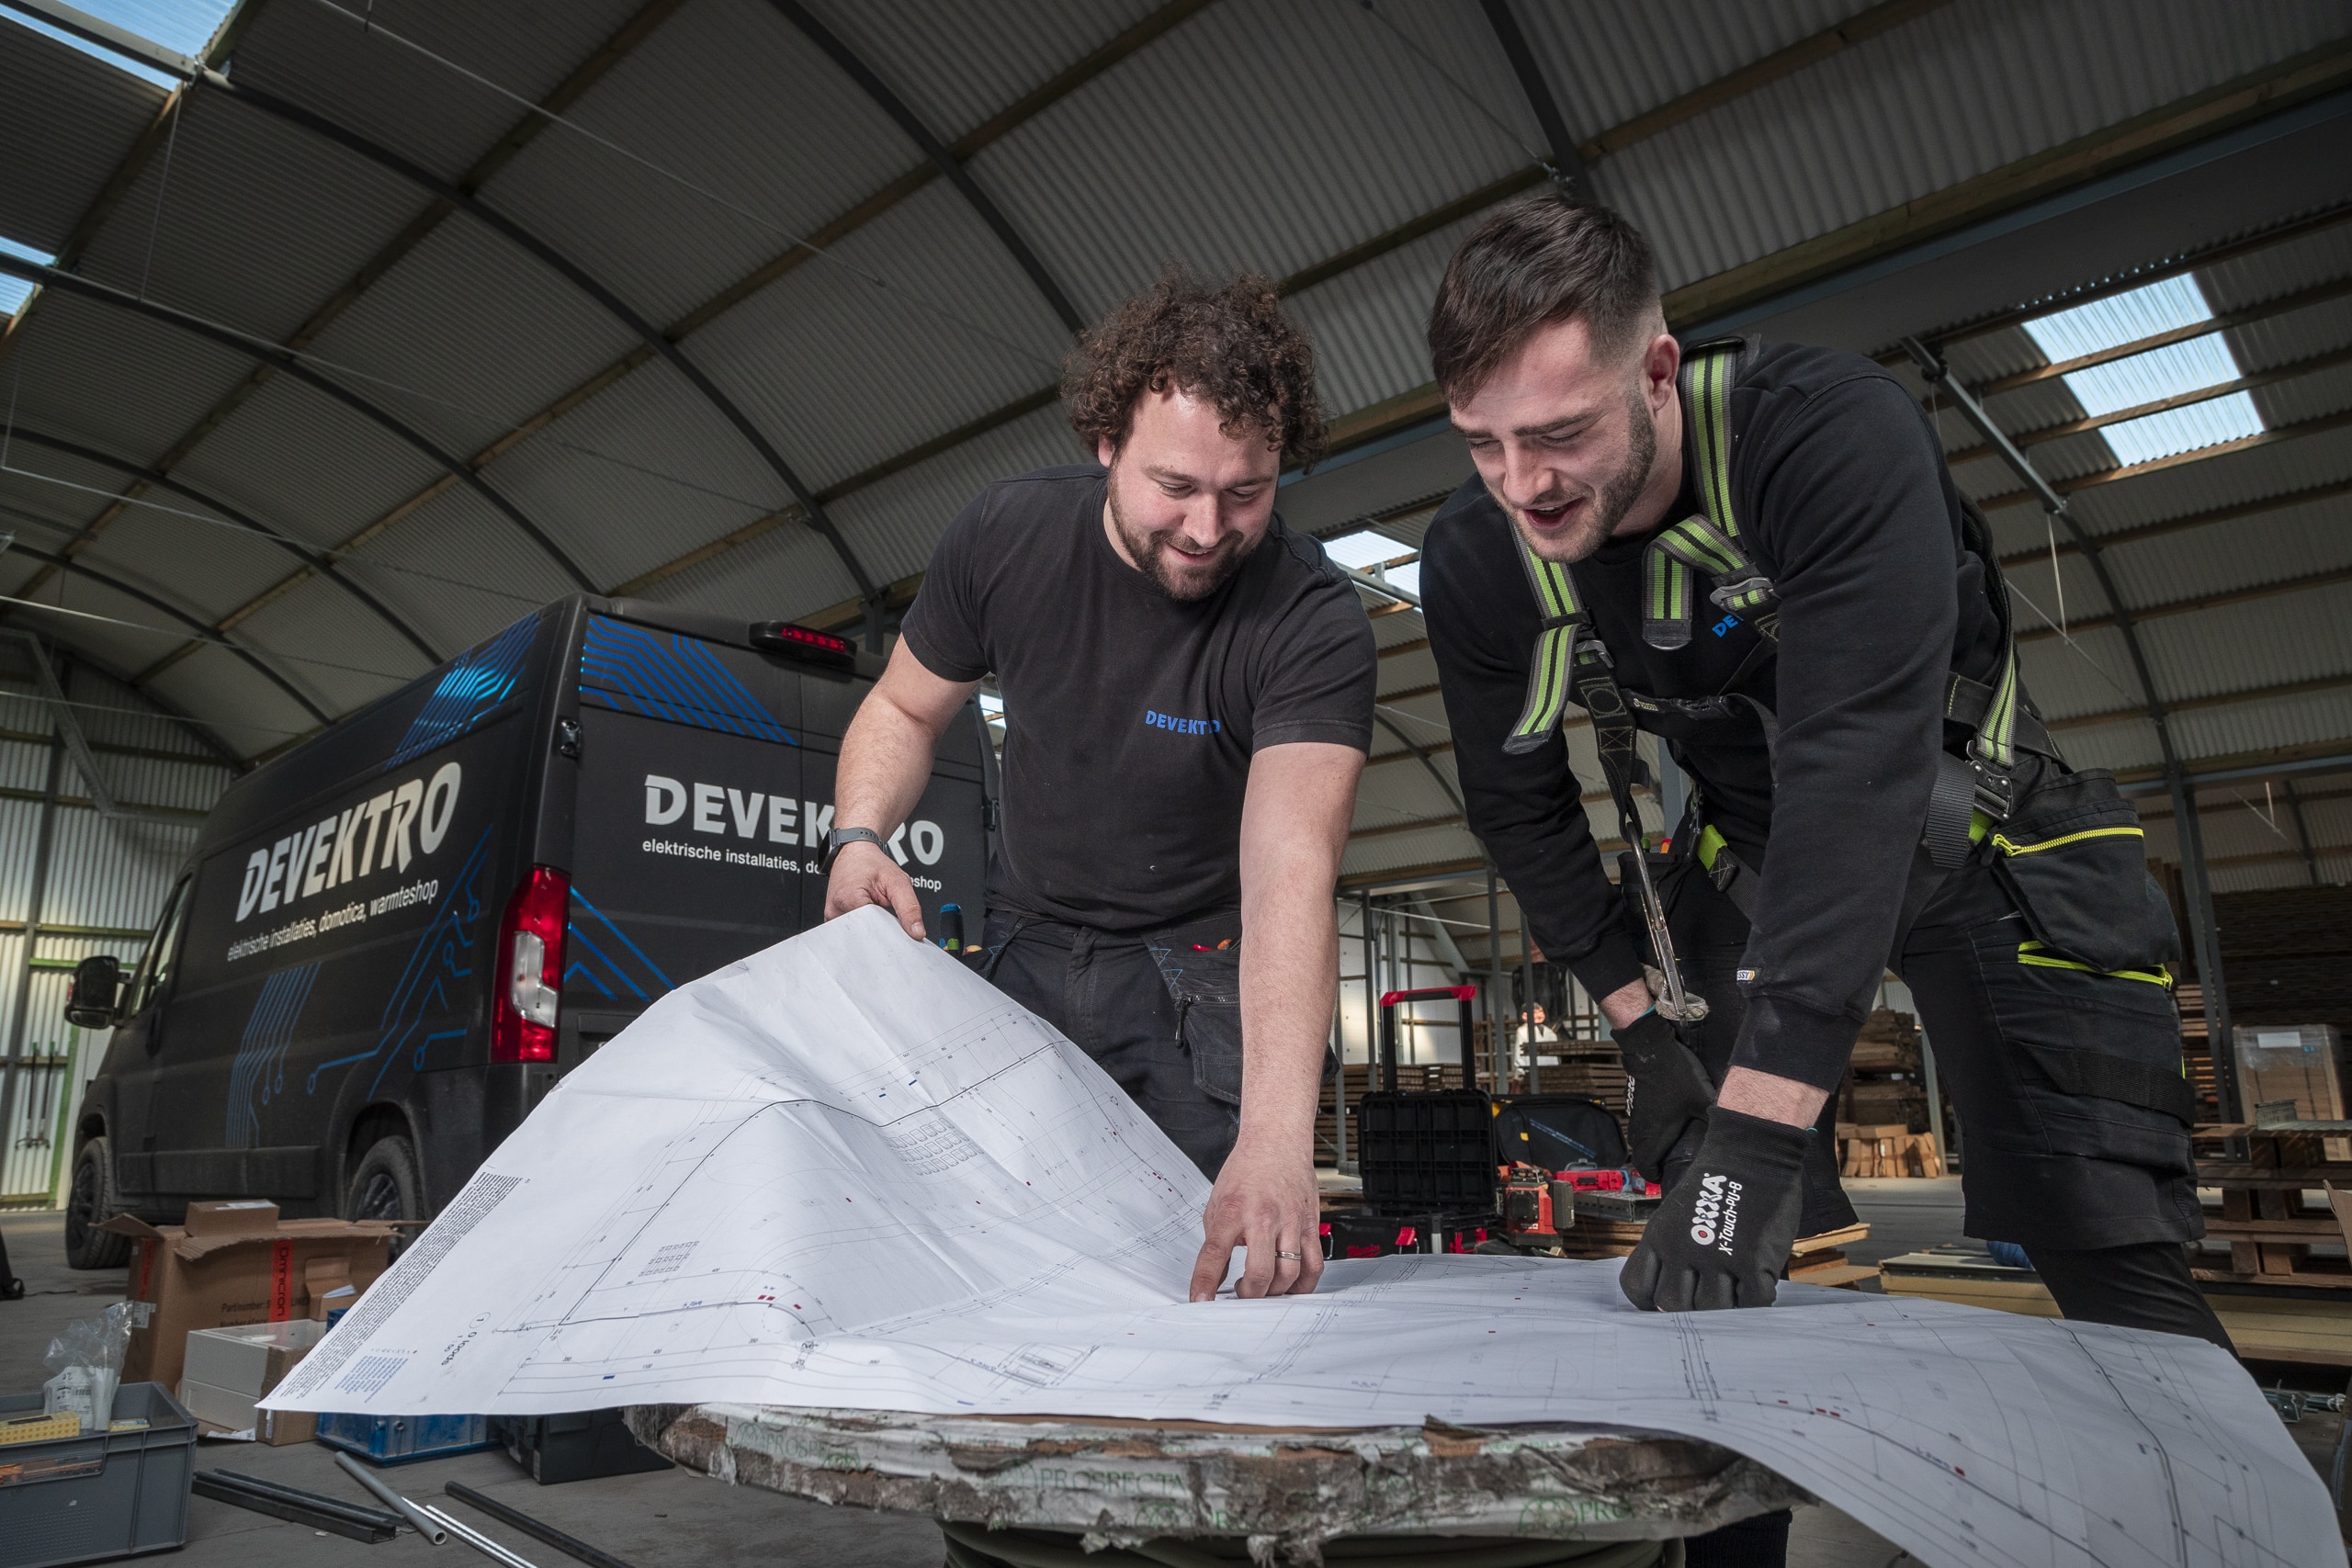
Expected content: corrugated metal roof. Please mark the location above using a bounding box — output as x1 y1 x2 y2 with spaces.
486 356 783 593
975 0 1531 320
1515 0 1878 142
72 91 433 346
227 0 658 186
5 290 260 470
816 402 1085 591
1605 0 2348 293
683 175 1070 495
0 17 166 256
475 0 923 331
1284 217 1476 418
794 0 1166 148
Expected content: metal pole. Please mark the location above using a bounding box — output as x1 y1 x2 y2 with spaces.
2285 779 2322 886
2174 781 2237 1118
0 723 66 1188
1486 869 1504 1094
1330 965 1349 1172
1520 925 1538 1097
1905 337 2240 1117
1359 889 1376 1095
1918 1023 1947 1163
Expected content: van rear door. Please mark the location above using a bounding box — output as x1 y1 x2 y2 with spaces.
559 612 983 1058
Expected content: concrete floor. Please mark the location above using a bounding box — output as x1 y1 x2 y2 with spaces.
0 1205 1939 1566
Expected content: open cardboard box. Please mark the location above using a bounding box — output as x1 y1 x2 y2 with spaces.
101 1200 394 1396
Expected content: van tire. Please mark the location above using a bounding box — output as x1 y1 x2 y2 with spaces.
65 1138 130 1270
345 1133 422 1255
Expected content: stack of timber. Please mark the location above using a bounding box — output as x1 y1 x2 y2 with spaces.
1538 1039 1628 1117
1561 1207 1871 1289
1838 1122 1944 1178
1884 1243 2352 1366
1838 1010 1928 1133
2177 983 2219 1121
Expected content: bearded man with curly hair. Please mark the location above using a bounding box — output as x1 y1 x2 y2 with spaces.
824 269 1375 1303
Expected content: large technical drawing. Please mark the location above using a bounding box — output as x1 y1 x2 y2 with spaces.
270 908 2334 1566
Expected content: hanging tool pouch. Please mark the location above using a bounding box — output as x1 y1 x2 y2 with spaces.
1985 766 2180 975
1148 915 1246 1107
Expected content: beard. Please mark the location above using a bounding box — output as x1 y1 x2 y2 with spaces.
1510 389 1659 563
1107 481 1261 601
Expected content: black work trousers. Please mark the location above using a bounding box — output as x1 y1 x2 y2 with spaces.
980 911 1243 1179
1663 845 2224 1348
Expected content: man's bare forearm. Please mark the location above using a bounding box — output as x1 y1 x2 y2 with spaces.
1235 743 1362 1145
835 642 978 836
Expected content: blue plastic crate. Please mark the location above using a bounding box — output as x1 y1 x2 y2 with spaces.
314 1410 492 1464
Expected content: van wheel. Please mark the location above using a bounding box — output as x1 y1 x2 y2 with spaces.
65 1138 130 1270
345 1134 422 1257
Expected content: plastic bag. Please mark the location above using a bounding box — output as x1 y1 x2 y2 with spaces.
42 1301 133 1432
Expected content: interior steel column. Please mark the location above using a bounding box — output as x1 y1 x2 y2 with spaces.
0 720 66 1176
1360 890 1379 1093
1487 869 1505 1093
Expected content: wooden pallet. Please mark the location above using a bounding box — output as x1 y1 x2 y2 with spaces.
2190 1122 2352 1280
1838 1125 1944 1178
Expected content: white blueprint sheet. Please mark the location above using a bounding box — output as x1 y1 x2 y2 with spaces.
269 907 2334 1566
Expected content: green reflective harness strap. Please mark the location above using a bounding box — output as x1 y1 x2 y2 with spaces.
1640 344 1779 649
1504 547 1583 755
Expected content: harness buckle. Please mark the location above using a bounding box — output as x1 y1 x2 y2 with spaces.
1971 760 2016 822
1707 576 1776 614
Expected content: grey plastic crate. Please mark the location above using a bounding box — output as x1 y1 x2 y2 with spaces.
0 1382 197 1568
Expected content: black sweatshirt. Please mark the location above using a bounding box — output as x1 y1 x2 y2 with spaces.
1421 341 2009 1090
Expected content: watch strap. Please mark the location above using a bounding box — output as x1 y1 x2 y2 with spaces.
820 826 888 874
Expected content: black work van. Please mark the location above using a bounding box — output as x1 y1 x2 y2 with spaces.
60 597 989 1268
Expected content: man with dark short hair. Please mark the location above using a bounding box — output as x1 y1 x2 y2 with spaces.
823 270 1374 1303
1419 196 2224 1339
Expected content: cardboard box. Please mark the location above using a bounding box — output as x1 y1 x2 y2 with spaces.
178 1319 323 1445
102 1201 393 1396
2234 1024 2349 1159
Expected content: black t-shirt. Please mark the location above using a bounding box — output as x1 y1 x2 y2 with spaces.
901 465 1377 933
1423 341 2009 1090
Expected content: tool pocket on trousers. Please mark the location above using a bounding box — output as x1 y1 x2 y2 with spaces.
1988 768 2181 975
1977 935 2196 1149
1148 917 1244 1108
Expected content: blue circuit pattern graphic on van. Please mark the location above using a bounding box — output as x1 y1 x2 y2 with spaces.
564 888 675 1001
385 615 538 769
304 826 494 1099
579 615 795 744
225 962 321 1146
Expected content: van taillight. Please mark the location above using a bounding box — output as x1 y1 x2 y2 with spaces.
492 866 569 1064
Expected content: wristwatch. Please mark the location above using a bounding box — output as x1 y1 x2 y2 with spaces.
820 826 888 874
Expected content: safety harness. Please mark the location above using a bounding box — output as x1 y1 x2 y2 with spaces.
1500 338 2054 964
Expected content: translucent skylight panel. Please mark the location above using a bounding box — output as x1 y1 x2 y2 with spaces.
0 235 56 319
1322 530 1414 570
2021 274 2214 363
0 0 237 87
2098 391 2263 467
2060 334 2242 417
1385 561 1422 597
74 0 238 55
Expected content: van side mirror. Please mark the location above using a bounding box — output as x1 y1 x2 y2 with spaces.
64 955 122 1029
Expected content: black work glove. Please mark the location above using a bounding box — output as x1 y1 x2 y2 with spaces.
1614 1010 1715 1185
1620 1106 1809 1312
